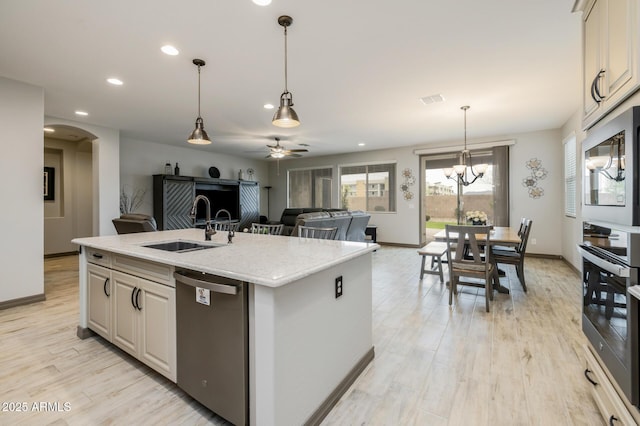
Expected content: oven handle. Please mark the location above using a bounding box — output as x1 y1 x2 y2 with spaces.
576 245 630 277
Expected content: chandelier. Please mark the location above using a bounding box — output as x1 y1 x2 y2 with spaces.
443 106 488 186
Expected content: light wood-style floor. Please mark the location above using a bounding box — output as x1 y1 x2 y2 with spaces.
0 248 601 425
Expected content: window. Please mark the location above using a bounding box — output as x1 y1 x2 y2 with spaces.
288 167 333 208
564 134 577 217
422 145 510 227
340 163 396 212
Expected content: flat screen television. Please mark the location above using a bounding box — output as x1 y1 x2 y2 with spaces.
194 183 239 223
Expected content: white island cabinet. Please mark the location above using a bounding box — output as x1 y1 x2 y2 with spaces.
73 228 378 426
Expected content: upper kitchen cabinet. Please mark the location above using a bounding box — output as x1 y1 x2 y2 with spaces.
582 0 640 129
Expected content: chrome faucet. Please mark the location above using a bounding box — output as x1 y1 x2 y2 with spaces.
214 209 235 243
190 195 215 241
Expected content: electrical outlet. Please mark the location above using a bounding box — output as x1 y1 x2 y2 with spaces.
531 238 537 245
335 276 343 298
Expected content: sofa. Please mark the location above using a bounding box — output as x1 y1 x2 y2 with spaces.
274 208 345 236
289 210 371 242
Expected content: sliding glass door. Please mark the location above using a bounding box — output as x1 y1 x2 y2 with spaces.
421 146 509 241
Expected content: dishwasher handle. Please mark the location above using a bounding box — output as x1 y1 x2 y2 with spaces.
173 271 239 295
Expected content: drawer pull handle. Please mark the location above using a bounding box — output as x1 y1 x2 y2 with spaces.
131 287 137 309
103 278 110 297
135 288 142 311
584 368 598 386
92 253 103 259
609 415 619 425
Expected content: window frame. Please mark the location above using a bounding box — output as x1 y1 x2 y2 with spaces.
338 161 397 213
286 166 334 208
563 133 577 218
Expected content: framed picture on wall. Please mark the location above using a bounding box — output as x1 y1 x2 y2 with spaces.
44 166 55 201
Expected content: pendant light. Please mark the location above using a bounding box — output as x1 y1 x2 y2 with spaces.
272 15 300 128
188 59 211 145
443 106 488 186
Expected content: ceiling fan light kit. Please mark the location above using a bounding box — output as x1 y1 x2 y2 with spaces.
188 58 212 145
272 15 300 128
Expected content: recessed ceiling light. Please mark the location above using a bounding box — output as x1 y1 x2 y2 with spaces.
420 94 445 105
358 143 366 146
107 77 123 86
161 45 179 56
43 127 55 133
263 103 274 109
75 110 89 116
252 0 272 5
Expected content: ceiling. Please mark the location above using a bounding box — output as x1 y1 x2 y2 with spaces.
0 0 582 159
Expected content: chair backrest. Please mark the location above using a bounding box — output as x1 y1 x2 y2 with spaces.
517 217 527 237
213 221 240 232
445 224 493 272
517 219 533 253
112 214 158 234
298 225 338 240
251 223 284 235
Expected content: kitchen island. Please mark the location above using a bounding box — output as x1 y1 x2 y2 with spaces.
73 228 378 426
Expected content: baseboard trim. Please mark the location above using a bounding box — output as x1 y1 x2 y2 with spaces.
305 346 375 426
44 251 79 258
527 253 564 260
563 258 581 276
0 293 46 310
376 242 421 248
76 326 95 340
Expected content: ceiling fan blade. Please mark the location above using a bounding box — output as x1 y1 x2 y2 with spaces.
287 153 303 158
286 149 309 152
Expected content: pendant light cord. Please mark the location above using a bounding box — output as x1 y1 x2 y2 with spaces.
284 24 288 93
197 64 202 119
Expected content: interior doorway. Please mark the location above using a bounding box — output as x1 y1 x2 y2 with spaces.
44 124 97 255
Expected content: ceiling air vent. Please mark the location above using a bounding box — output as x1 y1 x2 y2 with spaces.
420 94 445 105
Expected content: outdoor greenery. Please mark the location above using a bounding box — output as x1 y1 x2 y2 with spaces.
425 220 456 229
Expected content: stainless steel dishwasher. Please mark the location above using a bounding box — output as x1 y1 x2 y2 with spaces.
174 270 248 425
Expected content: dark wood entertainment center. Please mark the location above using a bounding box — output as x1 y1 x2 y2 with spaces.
153 174 260 231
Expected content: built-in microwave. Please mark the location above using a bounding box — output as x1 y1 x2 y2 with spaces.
583 106 640 226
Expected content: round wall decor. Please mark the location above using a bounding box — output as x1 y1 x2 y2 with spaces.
208 166 220 178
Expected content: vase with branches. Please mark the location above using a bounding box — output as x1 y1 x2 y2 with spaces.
120 186 147 214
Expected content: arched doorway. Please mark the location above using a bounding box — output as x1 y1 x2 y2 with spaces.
44 124 97 255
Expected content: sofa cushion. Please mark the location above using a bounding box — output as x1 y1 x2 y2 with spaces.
345 211 370 242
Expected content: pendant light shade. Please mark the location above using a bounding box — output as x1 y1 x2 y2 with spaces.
188 59 211 145
273 15 300 128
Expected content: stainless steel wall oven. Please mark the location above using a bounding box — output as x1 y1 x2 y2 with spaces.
579 221 640 407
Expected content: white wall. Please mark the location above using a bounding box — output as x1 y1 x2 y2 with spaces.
269 129 566 251
43 138 93 255
508 129 564 256
44 117 120 237
0 77 44 303
119 138 271 219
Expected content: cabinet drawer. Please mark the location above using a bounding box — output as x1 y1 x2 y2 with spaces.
86 248 111 268
584 346 636 425
112 254 174 287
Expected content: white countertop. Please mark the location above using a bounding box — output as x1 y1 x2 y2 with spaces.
72 229 379 287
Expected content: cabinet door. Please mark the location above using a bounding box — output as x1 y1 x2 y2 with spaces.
137 280 176 381
112 271 139 358
583 0 603 120
164 179 195 230
239 182 260 230
87 264 112 340
605 0 635 99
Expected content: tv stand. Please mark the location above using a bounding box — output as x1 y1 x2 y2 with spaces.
153 175 259 231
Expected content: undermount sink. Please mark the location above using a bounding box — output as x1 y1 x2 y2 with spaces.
143 240 224 253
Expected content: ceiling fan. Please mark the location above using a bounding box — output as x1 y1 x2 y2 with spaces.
266 138 308 159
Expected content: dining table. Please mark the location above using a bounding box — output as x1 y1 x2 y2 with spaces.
433 226 521 294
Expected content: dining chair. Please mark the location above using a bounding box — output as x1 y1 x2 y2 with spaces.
492 219 533 292
251 223 284 235
298 225 338 240
213 221 240 232
445 224 497 312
